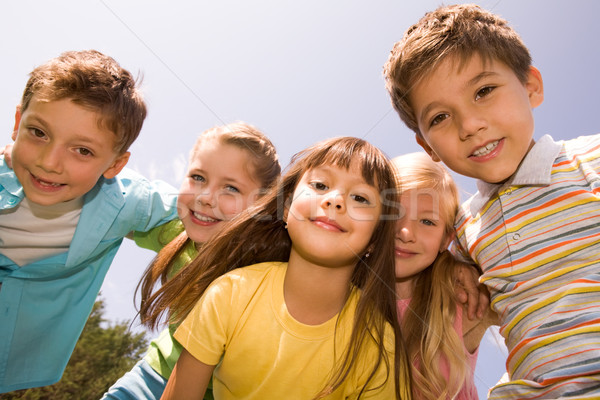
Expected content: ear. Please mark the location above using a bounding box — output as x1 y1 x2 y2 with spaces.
415 134 441 162
12 106 21 141
102 151 130 179
525 66 544 109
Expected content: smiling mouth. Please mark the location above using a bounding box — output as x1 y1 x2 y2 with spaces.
31 173 64 188
395 247 416 257
312 217 345 232
471 140 500 157
192 211 219 223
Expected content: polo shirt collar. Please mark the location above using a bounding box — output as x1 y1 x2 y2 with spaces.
469 135 562 215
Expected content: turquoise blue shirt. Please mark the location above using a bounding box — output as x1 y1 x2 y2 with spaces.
0 159 178 393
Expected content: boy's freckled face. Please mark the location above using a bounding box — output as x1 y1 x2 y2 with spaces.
411 55 543 183
11 96 129 206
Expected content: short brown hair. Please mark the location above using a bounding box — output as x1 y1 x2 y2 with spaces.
383 3 531 138
21 49 147 154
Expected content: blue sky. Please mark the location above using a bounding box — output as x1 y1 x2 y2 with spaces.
2 1 599 397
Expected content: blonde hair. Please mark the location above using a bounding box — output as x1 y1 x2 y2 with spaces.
393 153 466 400
21 49 146 154
142 137 411 399
383 3 531 139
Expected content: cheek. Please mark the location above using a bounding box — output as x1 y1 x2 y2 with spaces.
176 192 194 219
10 142 28 166
215 195 246 219
287 192 314 222
422 250 439 268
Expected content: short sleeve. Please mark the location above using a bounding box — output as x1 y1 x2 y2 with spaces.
133 220 185 252
173 276 233 366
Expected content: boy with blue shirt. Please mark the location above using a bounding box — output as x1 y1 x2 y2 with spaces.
0 50 178 393
384 4 600 398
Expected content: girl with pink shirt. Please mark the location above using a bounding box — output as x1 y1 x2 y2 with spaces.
393 153 497 399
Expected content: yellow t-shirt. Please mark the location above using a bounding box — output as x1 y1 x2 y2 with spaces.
174 262 395 399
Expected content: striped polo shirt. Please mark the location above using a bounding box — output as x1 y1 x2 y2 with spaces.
454 134 600 399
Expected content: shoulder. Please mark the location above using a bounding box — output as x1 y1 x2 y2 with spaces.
208 262 286 295
0 158 23 201
560 133 600 159
0 157 19 185
111 168 177 198
191 262 286 322
133 219 185 250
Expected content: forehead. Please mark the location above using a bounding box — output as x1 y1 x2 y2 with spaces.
22 96 118 145
400 189 443 218
190 139 258 181
303 160 372 184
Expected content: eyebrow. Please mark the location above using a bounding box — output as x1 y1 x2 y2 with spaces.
466 71 498 88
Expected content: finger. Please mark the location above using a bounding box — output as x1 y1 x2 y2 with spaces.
467 285 479 320
477 285 490 319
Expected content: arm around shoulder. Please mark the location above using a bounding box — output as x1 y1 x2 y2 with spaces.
117 168 179 232
462 302 500 354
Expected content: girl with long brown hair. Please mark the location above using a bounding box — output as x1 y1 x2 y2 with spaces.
144 137 411 399
102 122 280 400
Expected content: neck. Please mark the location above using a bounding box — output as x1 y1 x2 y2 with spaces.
284 251 354 325
395 277 415 300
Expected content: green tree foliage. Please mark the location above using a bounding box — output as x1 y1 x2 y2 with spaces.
2 298 148 400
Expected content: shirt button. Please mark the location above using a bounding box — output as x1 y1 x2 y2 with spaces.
512 233 520 240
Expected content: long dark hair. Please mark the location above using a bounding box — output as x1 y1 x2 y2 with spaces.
140 136 411 399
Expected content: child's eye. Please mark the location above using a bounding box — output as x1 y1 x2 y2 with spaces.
420 219 436 226
29 127 47 139
351 194 371 205
310 181 328 191
76 148 93 157
430 113 448 127
475 86 495 100
191 174 205 182
225 185 240 193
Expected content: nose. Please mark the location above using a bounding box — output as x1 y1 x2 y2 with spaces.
38 145 63 173
396 221 415 243
458 112 487 141
322 190 345 212
195 185 217 207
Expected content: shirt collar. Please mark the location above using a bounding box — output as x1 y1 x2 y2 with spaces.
469 135 562 215
0 157 25 201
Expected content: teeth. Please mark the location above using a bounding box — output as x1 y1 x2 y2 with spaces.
37 179 61 187
472 140 499 157
193 212 218 222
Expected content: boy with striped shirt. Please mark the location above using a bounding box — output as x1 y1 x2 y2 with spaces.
384 4 600 399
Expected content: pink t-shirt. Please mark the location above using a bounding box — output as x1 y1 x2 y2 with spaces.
397 299 479 399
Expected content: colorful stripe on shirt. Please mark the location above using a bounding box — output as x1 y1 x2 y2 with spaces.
454 134 600 399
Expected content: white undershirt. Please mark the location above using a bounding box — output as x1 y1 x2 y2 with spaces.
0 196 83 266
